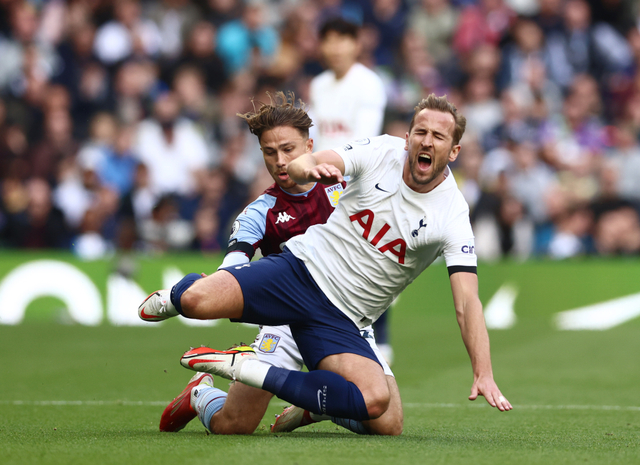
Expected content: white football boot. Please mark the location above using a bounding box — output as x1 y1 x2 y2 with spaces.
138 290 179 322
180 345 258 381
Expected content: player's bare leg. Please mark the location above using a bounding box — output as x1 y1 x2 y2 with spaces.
179 271 244 320
361 376 403 435
138 270 244 322
209 382 273 435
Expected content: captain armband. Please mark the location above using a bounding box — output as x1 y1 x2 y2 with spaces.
447 265 477 276
226 240 256 260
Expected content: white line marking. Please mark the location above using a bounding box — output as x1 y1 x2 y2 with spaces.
2 400 639 411
555 292 640 330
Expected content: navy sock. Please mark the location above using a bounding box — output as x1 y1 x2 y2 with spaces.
170 273 202 316
263 367 370 421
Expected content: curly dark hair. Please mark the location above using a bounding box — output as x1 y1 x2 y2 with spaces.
237 91 313 141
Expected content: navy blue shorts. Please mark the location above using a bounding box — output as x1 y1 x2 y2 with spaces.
224 250 380 371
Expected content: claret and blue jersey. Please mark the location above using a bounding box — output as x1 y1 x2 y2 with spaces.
225 181 346 261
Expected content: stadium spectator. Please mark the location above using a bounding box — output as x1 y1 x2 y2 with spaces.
408 0 459 67
145 0 201 60
163 21 229 95
28 108 78 186
215 0 280 76
2 177 69 249
133 91 210 198
93 0 162 65
0 2 61 93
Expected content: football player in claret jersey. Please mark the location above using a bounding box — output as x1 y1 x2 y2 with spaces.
152 92 401 435
141 94 512 433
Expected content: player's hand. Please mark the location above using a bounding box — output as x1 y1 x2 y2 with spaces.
469 375 512 411
305 163 344 185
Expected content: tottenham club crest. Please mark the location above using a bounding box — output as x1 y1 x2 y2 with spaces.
325 184 344 207
258 333 281 353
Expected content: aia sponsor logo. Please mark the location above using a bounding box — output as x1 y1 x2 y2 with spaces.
350 210 407 264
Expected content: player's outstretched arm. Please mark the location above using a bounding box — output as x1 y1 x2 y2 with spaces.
449 272 513 412
288 150 345 185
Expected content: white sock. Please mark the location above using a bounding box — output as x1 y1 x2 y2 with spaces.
236 359 271 388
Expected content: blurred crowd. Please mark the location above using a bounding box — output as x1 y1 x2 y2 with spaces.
1 0 640 260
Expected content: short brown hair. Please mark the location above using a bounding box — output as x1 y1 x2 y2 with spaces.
409 94 466 145
237 91 313 141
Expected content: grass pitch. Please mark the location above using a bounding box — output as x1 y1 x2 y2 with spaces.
0 256 639 464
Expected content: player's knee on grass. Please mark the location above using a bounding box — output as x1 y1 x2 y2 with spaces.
365 376 403 435
361 382 391 419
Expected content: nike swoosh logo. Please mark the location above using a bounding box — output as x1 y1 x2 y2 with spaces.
317 389 323 412
140 308 163 320
375 183 390 193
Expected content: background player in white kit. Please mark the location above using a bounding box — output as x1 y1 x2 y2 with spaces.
141 94 512 429
154 92 401 435
310 17 387 151
310 16 394 364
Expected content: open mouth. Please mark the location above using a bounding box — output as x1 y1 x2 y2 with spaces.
278 172 289 181
418 153 432 170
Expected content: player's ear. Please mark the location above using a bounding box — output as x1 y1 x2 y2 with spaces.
404 132 409 151
306 138 314 153
448 144 461 163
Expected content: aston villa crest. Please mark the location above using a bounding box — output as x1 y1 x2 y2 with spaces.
324 184 344 207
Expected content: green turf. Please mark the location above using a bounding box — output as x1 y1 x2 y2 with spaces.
0 255 639 464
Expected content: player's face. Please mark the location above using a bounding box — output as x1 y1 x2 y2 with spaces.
260 125 314 194
320 31 360 78
403 109 461 193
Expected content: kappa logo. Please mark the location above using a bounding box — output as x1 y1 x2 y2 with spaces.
275 212 296 224
258 333 281 353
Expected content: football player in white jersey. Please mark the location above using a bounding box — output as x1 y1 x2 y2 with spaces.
140 94 512 430
310 18 387 152
311 16 394 365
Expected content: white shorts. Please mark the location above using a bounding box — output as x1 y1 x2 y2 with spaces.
251 324 394 377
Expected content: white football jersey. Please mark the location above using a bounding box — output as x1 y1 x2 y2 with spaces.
286 135 477 328
310 63 387 151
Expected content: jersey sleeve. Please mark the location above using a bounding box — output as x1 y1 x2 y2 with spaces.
441 205 478 272
332 135 387 180
223 193 276 261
